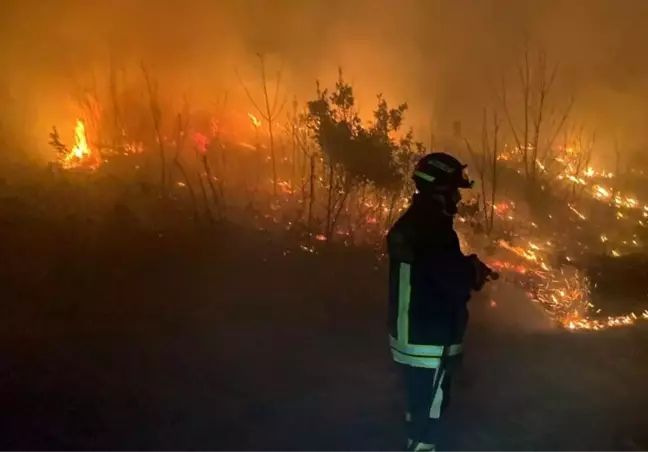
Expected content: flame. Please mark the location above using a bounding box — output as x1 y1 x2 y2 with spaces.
568 204 587 220
567 174 587 185
61 120 99 170
489 259 528 274
48 111 648 332
277 179 294 194
494 230 648 331
248 112 262 128
594 185 611 199
193 132 209 154
493 201 514 215
498 240 541 262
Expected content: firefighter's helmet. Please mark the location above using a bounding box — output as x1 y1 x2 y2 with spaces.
412 152 474 193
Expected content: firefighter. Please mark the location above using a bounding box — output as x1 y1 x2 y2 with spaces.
387 152 492 452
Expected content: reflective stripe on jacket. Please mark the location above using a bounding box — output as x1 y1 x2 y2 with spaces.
387 199 476 362
390 335 463 369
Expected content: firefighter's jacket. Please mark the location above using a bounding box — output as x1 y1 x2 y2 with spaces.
387 198 477 369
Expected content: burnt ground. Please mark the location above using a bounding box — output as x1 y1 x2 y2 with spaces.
2 219 648 451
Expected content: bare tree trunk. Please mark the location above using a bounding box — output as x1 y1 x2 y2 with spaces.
300 151 308 210
141 63 166 197
578 132 595 201
291 104 297 195
173 114 199 222
489 111 500 234
612 139 622 200
236 54 286 199
201 153 221 218
250 128 262 207
501 43 572 209
267 118 277 196
326 162 334 238
376 193 385 226
522 46 530 180
108 55 121 153
198 171 213 222
329 183 350 240
308 153 316 235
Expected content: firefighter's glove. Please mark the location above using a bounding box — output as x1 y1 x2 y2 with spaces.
468 254 490 291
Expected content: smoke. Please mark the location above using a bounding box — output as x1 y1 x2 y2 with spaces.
2 0 648 164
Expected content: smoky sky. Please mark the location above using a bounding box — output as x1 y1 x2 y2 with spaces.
2 0 648 162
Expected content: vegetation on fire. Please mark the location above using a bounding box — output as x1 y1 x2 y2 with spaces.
304 69 425 240
44 63 425 246
25 43 648 330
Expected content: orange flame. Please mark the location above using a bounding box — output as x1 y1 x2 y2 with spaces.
61 120 99 170
248 113 262 128
193 132 209 154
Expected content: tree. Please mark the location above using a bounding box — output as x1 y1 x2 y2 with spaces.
464 106 502 235
171 107 200 222
48 127 68 158
141 62 167 197
237 53 286 198
69 72 103 151
288 100 320 235
500 42 573 205
567 126 596 202
305 69 417 240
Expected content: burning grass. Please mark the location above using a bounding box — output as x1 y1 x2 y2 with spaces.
40 67 648 334
488 235 648 331
46 116 648 333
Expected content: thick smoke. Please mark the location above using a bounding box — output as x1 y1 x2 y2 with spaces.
2 0 648 163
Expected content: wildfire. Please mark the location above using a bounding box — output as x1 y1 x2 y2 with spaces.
534 268 590 322
564 312 648 331
277 179 294 194
491 233 648 331
61 120 100 170
567 174 587 185
493 201 514 216
498 240 542 263
193 132 209 154
568 204 587 220
593 185 611 199
248 113 262 128
489 259 528 274
49 108 648 334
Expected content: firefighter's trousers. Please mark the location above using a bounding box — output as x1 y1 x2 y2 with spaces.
398 356 460 451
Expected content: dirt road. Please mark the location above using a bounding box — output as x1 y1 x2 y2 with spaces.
2 227 647 450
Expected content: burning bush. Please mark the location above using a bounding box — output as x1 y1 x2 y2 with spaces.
50 120 102 171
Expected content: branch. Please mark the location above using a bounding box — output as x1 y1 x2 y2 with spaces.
271 62 284 115
499 76 524 153
542 96 574 161
234 67 268 122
